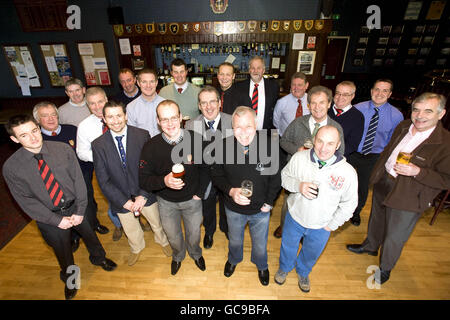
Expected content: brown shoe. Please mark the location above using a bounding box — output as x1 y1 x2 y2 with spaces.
112 227 123 241
139 217 152 231
273 226 282 238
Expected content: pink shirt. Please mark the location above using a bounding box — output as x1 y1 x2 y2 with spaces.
385 124 436 177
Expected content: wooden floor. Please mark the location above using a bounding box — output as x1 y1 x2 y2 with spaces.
0 177 449 300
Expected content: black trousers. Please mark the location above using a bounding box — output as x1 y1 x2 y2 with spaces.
362 173 421 271
202 184 228 236
81 165 100 230
36 216 106 283
347 152 380 218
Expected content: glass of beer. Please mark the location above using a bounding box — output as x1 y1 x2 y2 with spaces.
172 163 185 181
181 115 190 128
396 151 413 164
240 180 253 198
304 139 313 149
311 180 320 198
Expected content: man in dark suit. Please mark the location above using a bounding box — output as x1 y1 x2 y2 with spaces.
185 86 233 248
92 101 172 266
232 56 280 130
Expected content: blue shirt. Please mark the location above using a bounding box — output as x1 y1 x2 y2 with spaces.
126 94 165 138
273 93 309 136
355 100 403 154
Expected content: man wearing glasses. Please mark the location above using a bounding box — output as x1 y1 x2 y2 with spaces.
327 81 364 158
139 100 209 276
185 86 232 249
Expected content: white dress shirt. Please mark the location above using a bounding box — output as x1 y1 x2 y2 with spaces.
110 126 128 157
76 114 103 162
332 104 352 115
203 114 221 131
249 79 266 130
308 116 328 134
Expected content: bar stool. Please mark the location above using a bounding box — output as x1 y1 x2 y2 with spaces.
429 189 450 225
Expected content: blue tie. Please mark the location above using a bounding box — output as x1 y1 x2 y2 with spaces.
115 135 126 169
361 107 379 155
207 120 215 131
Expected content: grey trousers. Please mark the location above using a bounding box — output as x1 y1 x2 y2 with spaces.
157 196 203 262
362 173 421 271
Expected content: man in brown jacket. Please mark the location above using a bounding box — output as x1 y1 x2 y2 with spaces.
346 92 450 285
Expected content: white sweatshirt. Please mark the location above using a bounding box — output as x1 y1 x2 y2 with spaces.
281 149 358 231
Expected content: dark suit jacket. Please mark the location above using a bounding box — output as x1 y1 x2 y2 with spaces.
92 125 155 214
232 78 280 129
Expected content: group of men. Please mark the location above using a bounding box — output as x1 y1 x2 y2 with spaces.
3 55 449 299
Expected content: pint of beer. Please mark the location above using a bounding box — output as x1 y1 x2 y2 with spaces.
172 163 185 181
396 151 413 164
181 116 190 128
304 139 313 149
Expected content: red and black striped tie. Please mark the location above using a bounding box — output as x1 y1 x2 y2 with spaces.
251 83 258 114
34 153 64 207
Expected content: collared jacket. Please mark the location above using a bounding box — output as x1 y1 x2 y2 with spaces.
370 120 450 213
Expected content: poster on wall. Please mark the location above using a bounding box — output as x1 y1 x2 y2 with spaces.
77 41 112 86
40 43 73 86
297 51 316 75
2 44 41 95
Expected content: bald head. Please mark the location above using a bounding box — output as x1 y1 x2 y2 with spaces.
313 125 341 161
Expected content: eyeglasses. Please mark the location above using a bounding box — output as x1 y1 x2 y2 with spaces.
159 116 180 125
199 100 219 108
335 92 354 97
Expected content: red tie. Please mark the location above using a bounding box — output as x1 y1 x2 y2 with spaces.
177 88 183 94
251 83 258 113
51 131 57 136
34 153 64 207
102 120 108 134
220 91 224 112
335 107 343 116
295 99 303 118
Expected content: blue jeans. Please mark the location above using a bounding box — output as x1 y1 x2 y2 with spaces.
108 207 121 228
157 196 203 262
225 206 270 270
279 211 330 277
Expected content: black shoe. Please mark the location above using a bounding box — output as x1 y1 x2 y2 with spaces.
258 269 270 286
71 238 80 253
273 226 282 238
64 285 77 300
375 269 391 285
224 261 236 277
346 244 378 256
203 235 213 249
350 216 361 226
95 225 109 234
98 258 117 271
195 256 206 271
171 260 181 275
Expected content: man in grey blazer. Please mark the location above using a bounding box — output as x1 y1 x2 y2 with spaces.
185 86 233 248
274 86 346 237
92 101 171 266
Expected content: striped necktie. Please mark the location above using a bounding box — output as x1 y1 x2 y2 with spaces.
34 153 65 207
102 120 108 134
115 136 127 169
207 120 215 131
312 123 320 138
335 107 343 116
318 160 326 169
251 83 258 113
361 107 379 155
